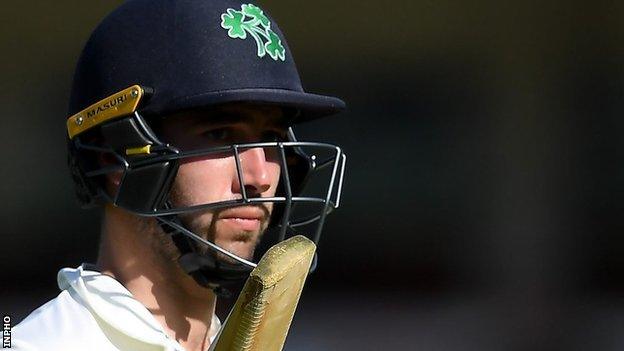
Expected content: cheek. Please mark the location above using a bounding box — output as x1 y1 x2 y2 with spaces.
267 162 282 196
171 158 236 206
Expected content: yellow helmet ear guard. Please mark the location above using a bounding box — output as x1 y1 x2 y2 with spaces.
67 85 146 140
66 85 178 211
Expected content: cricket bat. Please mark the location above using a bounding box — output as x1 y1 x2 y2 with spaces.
209 235 316 351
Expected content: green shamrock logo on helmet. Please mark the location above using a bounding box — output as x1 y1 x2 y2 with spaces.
220 4 286 61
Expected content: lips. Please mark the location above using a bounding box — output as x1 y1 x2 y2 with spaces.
220 206 266 220
218 206 267 232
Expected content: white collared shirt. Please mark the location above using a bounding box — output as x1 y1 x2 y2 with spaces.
13 264 221 351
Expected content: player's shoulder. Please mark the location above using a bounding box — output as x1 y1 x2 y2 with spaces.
15 290 86 328
12 290 109 351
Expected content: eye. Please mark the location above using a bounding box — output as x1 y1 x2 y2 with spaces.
262 130 287 142
202 127 232 142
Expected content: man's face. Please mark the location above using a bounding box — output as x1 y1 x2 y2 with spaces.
158 104 287 261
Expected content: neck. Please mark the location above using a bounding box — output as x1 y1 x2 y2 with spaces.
97 205 218 351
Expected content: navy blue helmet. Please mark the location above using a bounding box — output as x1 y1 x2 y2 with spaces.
67 0 346 294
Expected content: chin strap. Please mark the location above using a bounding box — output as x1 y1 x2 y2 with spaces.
158 216 252 298
177 251 251 298
156 213 318 298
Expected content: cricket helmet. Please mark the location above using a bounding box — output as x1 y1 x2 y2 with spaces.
66 0 346 294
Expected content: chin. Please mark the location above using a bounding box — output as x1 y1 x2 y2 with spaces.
216 239 258 262
212 222 263 260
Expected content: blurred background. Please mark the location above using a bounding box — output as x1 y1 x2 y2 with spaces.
2 1 624 350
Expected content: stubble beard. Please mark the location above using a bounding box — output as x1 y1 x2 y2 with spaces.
145 209 268 267
184 209 266 263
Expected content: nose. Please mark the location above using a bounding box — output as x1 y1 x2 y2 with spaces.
235 147 273 197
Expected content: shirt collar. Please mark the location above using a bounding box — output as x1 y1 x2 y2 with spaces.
57 264 221 350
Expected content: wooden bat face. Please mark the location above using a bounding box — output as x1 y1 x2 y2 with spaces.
210 235 316 351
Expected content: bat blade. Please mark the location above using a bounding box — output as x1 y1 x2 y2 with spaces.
210 235 316 351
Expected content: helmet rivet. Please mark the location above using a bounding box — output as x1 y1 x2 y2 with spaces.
75 116 83 126
131 89 139 97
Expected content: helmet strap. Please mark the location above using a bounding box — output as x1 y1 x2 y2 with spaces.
157 214 252 298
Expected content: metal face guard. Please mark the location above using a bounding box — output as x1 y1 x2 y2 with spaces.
72 111 346 270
